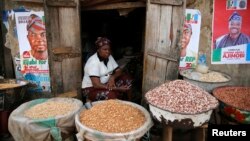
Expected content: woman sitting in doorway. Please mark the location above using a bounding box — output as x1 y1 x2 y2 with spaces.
81 37 133 102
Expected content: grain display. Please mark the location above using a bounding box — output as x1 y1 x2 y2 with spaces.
213 87 250 111
145 80 218 114
24 101 77 119
80 100 146 133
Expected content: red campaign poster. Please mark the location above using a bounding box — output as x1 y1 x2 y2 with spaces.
212 0 250 64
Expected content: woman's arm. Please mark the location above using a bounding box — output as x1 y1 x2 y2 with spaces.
110 67 122 80
107 67 122 88
90 76 108 89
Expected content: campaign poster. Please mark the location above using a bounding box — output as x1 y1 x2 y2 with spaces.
211 0 250 64
15 11 51 92
179 9 201 69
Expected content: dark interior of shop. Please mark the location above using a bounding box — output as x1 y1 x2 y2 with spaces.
81 8 146 103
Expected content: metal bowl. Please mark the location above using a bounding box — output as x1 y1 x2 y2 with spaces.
0 79 29 90
0 79 29 135
213 86 250 124
148 103 215 128
0 79 29 110
179 69 231 93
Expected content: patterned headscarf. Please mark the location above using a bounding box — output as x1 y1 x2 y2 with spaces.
27 14 45 32
95 37 111 49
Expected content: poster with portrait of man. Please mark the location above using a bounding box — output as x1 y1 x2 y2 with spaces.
179 9 201 69
212 0 250 64
15 11 51 92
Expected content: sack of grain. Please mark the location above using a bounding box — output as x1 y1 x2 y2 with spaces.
8 97 83 141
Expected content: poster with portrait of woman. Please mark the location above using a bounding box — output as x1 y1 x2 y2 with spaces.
212 0 250 64
15 11 51 92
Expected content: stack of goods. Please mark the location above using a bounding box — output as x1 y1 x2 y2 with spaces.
213 86 250 124
8 98 83 141
75 99 153 141
145 80 218 128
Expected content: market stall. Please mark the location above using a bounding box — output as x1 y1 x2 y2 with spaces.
0 79 29 136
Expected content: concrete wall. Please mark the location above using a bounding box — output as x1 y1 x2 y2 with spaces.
187 0 250 86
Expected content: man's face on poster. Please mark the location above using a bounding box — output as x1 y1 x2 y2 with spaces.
181 29 192 49
229 20 242 35
27 29 47 53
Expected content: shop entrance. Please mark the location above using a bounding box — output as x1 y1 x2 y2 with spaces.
81 8 146 103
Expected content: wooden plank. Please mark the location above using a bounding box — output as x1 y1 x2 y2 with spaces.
143 3 160 60
165 4 186 81
158 5 172 53
12 0 43 3
62 58 82 92
148 51 177 62
44 3 64 94
169 2 186 60
46 1 77 7
144 56 158 92
151 0 183 5
165 61 179 80
82 2 145 11
45 0 83 93
142 2 176 95
57 90 77 98
58 0 82 93
163 125 173 141
142 3 160 96
59 9 81 51
81 0 127 7
155 57 168 84
191 128 206 141
52 47 73 54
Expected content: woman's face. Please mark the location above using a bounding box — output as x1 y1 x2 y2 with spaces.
97 45 111 59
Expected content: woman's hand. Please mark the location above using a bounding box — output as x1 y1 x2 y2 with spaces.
114 85 131 92
107 76 115 90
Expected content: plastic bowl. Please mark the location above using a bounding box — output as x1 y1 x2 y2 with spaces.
213 86 250 124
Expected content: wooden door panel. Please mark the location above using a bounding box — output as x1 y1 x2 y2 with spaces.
44 0 82 96
142 0 186 97
144 55 169 93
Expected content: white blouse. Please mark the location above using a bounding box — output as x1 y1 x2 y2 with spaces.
81 53 118 88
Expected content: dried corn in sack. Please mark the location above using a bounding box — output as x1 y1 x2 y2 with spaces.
75 100 153 141
8 98 83 141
